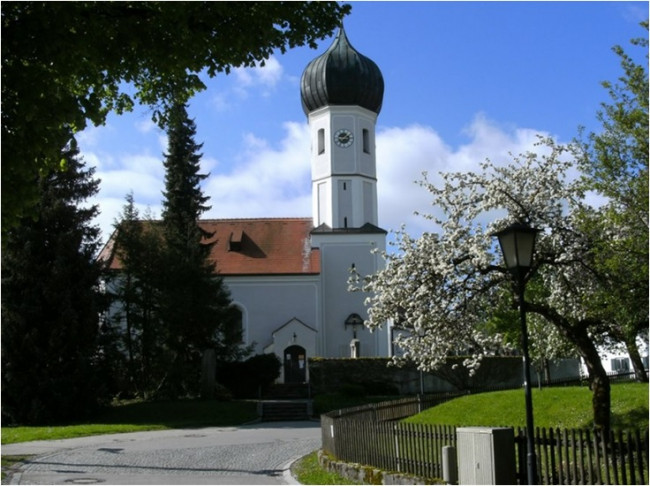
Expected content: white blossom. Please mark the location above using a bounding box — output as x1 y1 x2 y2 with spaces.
351 136 606 374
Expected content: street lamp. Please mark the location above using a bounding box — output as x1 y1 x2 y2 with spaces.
493 222 540 485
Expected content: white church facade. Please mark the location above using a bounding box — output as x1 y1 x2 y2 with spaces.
100 26 392 383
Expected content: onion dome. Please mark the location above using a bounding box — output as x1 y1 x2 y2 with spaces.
300 25 384 115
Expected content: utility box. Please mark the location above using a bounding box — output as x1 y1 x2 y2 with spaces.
457 427 516 485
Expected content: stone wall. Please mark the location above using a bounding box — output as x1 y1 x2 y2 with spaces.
317 450 444 485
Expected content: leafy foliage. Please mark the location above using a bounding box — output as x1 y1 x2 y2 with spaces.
1 1 350 232
1 141 106 424
573 21 649 381
352 23 649 434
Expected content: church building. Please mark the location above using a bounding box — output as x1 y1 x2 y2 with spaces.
100 26 391 384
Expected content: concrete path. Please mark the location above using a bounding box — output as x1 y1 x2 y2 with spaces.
2 421 321 485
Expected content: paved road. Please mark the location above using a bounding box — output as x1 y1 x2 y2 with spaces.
2 421 321 485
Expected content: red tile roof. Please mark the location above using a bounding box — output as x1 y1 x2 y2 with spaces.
99 218 320 276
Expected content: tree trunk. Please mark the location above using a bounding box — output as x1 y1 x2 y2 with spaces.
625 337 648 382
200 348 217 399
576 332 611 435
521 304 612 433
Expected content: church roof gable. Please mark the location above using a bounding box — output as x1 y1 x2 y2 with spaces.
205 218 320 275
99 217 320 276
272 317 318 337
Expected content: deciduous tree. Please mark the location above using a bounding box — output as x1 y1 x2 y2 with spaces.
574 22 648 381
353 140 616 433
353 26 649 433
1 1 350 233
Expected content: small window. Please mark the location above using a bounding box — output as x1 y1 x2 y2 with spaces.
363 129 370 154
318 128 325 155
611 357 630 372
228 230 244 251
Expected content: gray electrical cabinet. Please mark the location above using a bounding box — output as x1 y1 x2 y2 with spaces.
457 427 516 485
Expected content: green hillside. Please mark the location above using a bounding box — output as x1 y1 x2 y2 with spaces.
404 383 648 430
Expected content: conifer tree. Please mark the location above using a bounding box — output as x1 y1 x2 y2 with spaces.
109 195 166 397
1 140 106 424
158 102 239 397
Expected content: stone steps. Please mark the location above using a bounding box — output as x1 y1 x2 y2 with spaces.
263 383 310 399
260 401 311 421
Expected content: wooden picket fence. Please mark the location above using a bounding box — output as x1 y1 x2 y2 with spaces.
321 395 649 485
519 426 650 485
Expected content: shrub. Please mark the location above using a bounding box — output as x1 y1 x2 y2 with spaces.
217 354 281 398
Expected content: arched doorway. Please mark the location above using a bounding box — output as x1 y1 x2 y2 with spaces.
284 345 306 383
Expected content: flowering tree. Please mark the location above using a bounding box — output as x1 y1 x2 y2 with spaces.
353 137 624 433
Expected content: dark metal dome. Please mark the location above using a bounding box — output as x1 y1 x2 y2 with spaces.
300 25 384 115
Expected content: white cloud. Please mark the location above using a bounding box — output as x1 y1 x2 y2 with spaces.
376 124 451 233
87 151 166 240
254 57 283 87
136 118 157 134
93 197 163 243
87 112 559 246
203 121 311 219
232 55 284 97
76 123 113 149
210 92 232 112
376 115 553 236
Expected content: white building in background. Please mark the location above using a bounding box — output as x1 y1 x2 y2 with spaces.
581 337 649 377
100 26 391 384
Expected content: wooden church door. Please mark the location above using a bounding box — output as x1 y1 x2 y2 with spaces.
284 345 306 383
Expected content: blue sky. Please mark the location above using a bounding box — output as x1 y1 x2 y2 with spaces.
78 2 648 244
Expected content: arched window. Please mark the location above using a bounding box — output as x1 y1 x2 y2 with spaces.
224 306 244 344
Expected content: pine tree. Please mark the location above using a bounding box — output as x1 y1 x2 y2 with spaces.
109 195 167 397
1 139 106 424
158 102 239 397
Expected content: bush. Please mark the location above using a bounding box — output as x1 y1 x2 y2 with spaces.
217 354 281 398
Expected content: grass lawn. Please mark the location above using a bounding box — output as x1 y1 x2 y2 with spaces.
404 382 648 430
1 455 33 482
1 399 258 445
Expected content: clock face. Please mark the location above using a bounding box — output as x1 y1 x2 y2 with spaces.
334 129 354 148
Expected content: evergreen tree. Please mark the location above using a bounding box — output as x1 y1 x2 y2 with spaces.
1 140 106 424
109 195 167 398
158 102 239 397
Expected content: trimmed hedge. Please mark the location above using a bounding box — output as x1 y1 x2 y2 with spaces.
308 356 529 396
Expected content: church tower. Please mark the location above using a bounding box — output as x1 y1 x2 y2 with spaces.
301 25 384 230
301 26 389 358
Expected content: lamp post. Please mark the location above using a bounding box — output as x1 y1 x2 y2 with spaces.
493 222 540 485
